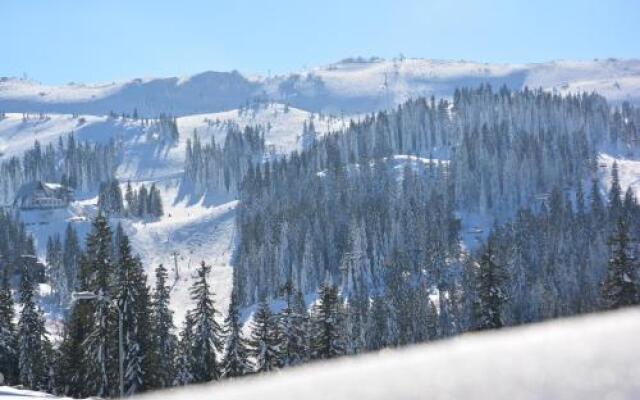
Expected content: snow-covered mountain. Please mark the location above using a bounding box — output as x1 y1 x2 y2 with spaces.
2 58 640 116
1 57 639 324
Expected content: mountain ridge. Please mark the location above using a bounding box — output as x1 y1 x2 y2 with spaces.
2 58 640 116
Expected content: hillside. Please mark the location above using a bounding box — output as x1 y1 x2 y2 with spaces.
2 58 640 116
0 104 347 325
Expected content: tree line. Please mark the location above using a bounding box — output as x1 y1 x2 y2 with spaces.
97 179 164 219
0 133 119 205
1 173 639 397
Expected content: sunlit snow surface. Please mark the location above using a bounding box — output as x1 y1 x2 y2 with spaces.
148 308 638 400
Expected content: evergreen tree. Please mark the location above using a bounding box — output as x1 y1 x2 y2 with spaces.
366 295 390 351
83 214 115 397
55 297 92 398
148 183 164 218
115 228 145 395
46 234 65 305
474 240 508 330
222 289 251 378
310 285 345 360
125 181 137 217
276 284 308 367
151 264 177 388
0 269 17 384
62 223 80 299
173 313 195 386
602 218 639 309
248 301 280 373
189 261 224 382
17 270 48 390
137 185 149 217
608 162 623 219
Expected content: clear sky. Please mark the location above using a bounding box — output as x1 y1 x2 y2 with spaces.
2 0 639 84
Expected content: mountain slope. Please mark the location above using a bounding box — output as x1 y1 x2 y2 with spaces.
2 58 640 116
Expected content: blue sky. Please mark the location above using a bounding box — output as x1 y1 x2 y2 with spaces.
2 0 639 84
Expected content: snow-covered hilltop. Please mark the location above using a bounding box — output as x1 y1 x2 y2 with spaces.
2 58 640 116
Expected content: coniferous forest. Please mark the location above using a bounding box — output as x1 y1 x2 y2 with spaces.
1 86 640 397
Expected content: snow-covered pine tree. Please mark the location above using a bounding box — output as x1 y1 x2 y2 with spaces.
83 214 115 397
137 185 149 218
366 295 390 351
115 226 144 395
248 301 281 373
173 313 195 386
17 270 49 390
608 162 623 221
62 223 80 298
46 234 65 306
147 183 164 218
55 295 92 397
189 261 224 382
152 264 177 388
602 218 639 309
276 283 308 367
125 181 137 217
97 179 124 216
310 284 345 360
222 288 252 378
474 239 508 331
0 269 17 385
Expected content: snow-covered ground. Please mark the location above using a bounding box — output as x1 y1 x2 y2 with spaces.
149 307 640 400
2 58 640 117
0 386 72 400
3 308 639 399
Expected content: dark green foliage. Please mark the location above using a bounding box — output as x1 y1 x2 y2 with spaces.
602 218 639 309
222 290 252 378
17 270 49 390
0 269 17 384
248 301 280 373
310 285 345 360
474 240 508 330
189 261 224 382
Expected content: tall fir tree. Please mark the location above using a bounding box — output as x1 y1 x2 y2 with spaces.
248 301 281 373
189 261 224 382
0 269 17 385
151 264 177 388
222 288 252 378
276 284 308 367
602 218 639 309
62 223 80 295
173 313 195 386
310 284 345 360
474 240 508 330
17 270 49 390
83 214 115 397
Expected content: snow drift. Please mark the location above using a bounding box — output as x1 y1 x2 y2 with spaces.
136 308 640 400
